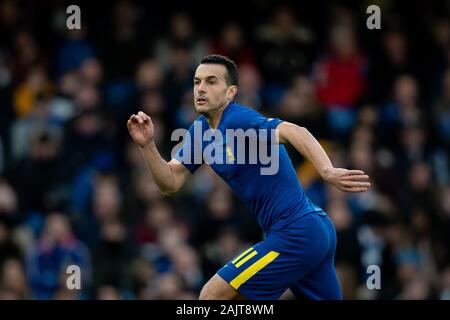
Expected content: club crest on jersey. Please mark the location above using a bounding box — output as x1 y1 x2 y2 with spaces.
226 146 236 162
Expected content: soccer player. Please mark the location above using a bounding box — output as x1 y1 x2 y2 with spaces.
127 55 370 300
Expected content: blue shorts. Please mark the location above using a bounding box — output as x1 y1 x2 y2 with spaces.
217 212 342 300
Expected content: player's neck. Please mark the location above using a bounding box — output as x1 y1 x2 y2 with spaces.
205 101 231 130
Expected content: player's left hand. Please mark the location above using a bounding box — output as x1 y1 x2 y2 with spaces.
322 168 371 193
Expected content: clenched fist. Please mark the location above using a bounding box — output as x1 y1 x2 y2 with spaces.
127 111 155 147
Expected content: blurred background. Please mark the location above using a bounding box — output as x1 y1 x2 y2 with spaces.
0 0 449 300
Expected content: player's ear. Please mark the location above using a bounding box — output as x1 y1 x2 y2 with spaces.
227 85 238 101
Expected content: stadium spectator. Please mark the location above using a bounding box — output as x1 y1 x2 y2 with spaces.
25 213 91 299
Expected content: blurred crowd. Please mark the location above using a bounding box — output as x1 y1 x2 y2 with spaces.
0 0 450 300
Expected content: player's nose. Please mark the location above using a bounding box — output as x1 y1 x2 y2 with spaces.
196 82 207 93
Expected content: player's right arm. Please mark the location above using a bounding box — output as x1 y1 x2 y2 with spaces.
127 111 191 195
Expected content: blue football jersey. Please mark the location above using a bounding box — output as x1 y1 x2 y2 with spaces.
174 102 325 234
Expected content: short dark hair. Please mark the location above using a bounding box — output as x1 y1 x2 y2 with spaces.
199 54 239 86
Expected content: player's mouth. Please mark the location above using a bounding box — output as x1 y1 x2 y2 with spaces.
196 97 208 105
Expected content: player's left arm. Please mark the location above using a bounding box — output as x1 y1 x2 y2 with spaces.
277 121 371 193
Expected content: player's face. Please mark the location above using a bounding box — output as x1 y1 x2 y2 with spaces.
193 64 236 114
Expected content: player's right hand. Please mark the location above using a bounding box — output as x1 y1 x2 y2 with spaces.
127 111 154 147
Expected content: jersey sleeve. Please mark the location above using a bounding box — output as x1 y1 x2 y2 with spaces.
172 120 203 174
252 114 283 132
233 108 283 143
